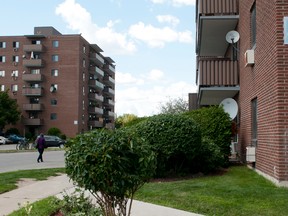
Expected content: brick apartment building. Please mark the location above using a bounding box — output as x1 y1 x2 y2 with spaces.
0 26 115 138
193 0 288 186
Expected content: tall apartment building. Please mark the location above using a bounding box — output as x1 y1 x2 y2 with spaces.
0 26 115 138
194 0 288 186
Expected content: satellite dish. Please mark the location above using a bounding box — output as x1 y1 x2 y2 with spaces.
50 86 56 92
220 98 238 119
226 30 240 44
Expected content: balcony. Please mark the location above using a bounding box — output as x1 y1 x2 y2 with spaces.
104 99 115 106
23 59 44 67
89 80 104 90
89 120 103 128
103 64 115 75
23 44 44 52
90 53 105 66
88 107 104 115
104 111 115 118
89 93 104 102
22 118 44 126
22 87 42 96
22 73 43 82
196 0 239 56
103 75 115 85
197 59 239 105
103 87 115 96
22 103 44 111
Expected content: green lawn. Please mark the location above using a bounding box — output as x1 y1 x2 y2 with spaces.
134 165 288 216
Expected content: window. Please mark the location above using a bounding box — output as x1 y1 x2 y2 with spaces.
251 3 256 47
31 69 40 74
0 56 6 62
82 71 85 81
11 70 18 77
251 98 258 146
83 45 86 53
284 17 288 44
50 113 57 120
82 59 86 67
32 40 41 45
12 56 19 62
0 42 6 48
51 69 58 76
13 41 19 48
52 55 59 62
0 85 4 91
0 70 5 77
51 99 57 105
50 84 58 92
11 84 18 92
52 40 59 48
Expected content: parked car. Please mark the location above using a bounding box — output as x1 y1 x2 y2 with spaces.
7 134 26 144
35 135 66 148
0 136 11 144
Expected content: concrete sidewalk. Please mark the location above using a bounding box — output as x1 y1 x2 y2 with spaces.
0 174 204 216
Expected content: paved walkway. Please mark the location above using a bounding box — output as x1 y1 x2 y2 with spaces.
0 174 204 216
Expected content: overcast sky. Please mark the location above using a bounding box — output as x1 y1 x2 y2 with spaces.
1 0 197 117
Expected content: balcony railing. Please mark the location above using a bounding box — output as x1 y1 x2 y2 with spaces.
197 0 238 16
90 53 105 66
103 87 115 95
23 44 44 52
88 107 104 115
103 76 115 85
22 118 44 126
22 87 42 96
197 59 238 86
22 103 44 111
89 93 104 102
89 120 103 128
104 99 115 106
22 73 43 82
89 80 104 90
23 59 44 67
103 64 115 75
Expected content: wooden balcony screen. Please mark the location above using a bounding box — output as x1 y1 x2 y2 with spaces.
198 0 238 15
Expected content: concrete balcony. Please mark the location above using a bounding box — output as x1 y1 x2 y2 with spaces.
196 0 239 56
90 53 105 66
23 118 44 126
88 107 104 115
104 99 115 106
22 103 44 111
89 93 104 102
103 87 115 96
23 59 44 67
22 87 43 96
89 80 104 90
197 59 239 105
23 44 44 52
103 64 115 75
103 75 115 85
22 73 43 82
88 120 103 128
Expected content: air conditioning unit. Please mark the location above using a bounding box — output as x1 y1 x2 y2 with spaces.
246 146 256 162
244 50 254 67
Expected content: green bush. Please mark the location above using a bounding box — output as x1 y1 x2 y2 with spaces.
131 114 202 176
47 127 61 136
184 106 232 168
65 128 156 216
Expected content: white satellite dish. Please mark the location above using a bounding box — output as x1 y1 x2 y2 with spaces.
50 86 56 92
220 98 238 119
226 30 240 44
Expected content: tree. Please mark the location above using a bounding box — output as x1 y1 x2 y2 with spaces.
158 97 188 114
65 128 156 216
115 114 138 128
0 90 21 132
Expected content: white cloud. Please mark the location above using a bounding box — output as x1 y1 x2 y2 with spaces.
156 15 180 27
55 0 136 55
116 72 145 85
147 69 164 81
128 22 192 48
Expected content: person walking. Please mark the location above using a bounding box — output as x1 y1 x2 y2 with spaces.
36 133 45 163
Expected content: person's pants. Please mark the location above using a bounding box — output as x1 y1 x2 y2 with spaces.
37 148 44 162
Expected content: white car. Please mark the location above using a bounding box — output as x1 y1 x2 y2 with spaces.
0 136 9 145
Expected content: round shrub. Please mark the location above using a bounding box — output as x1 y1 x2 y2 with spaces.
131 114 202 176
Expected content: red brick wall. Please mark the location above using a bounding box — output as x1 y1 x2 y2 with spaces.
238 0 288 182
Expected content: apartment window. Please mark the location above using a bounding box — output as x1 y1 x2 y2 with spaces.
82 86 85 95
51 99 57 105
0 42 6 48
52 40 59 48
32 40 41 44
82 59 86 67
82 71 85 81
31 69 40 74
13 41 19 48
83 45 86 53
251 98 258 146
0 70 5 77
50 113 57 120
11 70 18 77
12 56 19 62
0 56 6 62
50 84 58 92
11 84 18 92
0 85 4 91
52 55 59 62
284 17 288 44
251 3 256 48
51 69 59 76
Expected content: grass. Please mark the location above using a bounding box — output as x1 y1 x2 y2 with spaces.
134 165 288 216
3 165 288 216
0 168 65 194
